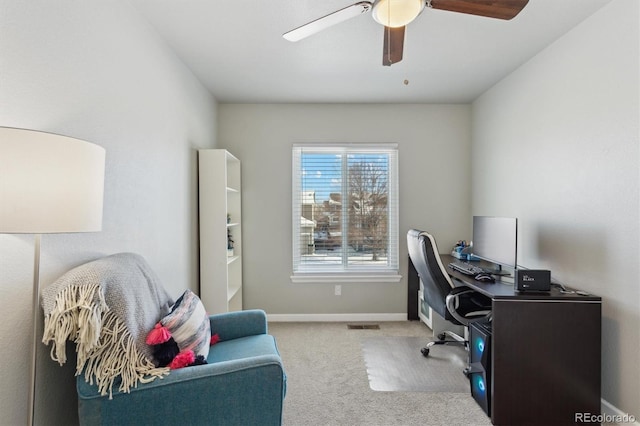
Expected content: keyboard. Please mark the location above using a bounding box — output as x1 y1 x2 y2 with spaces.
448 261 485 276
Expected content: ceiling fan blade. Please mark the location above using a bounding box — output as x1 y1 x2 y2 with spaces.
429 0 529 20
283 1 373 42
382 26 405 66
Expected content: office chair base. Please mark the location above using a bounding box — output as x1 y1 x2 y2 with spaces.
421 330 468 358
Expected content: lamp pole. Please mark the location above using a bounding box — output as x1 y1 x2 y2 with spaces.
27 235 41 425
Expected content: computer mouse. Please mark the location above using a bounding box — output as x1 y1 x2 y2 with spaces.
474 273 496 283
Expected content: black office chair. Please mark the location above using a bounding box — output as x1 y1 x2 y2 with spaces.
407 229 492 368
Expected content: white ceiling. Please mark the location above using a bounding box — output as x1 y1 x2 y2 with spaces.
130 0 613 103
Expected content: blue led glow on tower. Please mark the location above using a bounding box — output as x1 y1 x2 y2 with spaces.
473 336 485 361
473 374 486 395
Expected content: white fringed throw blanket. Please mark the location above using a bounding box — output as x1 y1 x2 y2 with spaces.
41 253 174 398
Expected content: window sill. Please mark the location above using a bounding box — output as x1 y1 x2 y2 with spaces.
290 273 402 283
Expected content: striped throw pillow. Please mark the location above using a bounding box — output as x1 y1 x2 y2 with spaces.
161 289 211 358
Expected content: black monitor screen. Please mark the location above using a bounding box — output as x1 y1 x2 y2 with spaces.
471 216 518 269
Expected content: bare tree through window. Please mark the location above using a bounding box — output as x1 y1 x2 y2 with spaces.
348 157 388 261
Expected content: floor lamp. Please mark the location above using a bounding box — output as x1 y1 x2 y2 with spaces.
0 127 105 425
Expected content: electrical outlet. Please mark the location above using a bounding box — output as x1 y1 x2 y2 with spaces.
334 285 341 296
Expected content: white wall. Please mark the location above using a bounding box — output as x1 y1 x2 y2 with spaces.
0 1 217 424
218 104 472 317
472 0 639 418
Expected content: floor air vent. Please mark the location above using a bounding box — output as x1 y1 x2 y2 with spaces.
347 324 380 330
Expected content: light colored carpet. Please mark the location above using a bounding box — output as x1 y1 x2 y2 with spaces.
268 321 492 426
362 336 469 392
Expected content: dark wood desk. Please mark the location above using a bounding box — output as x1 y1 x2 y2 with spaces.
442 255 602 425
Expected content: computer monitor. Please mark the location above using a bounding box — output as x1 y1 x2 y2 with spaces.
471 216 518 274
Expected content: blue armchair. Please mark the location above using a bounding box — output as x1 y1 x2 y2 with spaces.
42 254 286 425
77 309 286 425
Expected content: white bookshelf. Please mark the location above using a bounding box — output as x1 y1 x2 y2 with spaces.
198 149 242 313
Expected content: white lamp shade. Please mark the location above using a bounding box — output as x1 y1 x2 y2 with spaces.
372 0 425 28
0 127 105 234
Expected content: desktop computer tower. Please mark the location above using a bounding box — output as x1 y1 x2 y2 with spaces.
469 320 492 416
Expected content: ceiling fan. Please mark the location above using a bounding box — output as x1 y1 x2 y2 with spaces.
283 0 529 66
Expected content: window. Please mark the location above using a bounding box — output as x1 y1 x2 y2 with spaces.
292 143 400 282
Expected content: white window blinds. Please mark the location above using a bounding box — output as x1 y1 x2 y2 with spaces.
292 143 399 278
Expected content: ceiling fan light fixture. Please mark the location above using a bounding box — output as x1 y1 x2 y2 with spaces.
372 0 425 28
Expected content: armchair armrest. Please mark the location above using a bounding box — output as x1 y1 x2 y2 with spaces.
209 309 268 341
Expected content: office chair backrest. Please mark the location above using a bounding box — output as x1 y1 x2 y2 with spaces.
407 229 460 324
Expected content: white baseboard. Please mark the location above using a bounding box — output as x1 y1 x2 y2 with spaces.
601 399 639 425
267 313 407 322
